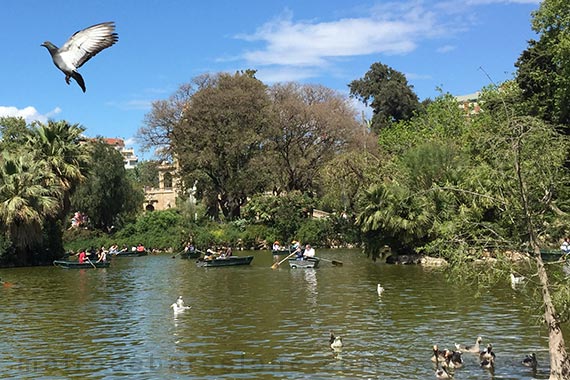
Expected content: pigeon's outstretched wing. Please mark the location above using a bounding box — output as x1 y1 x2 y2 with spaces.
58 22 118 70
41 22 118 92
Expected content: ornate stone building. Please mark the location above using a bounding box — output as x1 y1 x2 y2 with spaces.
143 161 178 211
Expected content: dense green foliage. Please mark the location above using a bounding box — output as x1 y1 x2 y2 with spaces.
0 119 89 265
140 72 361 220
349 62 421 133
71 139 143 231
516 0 570 128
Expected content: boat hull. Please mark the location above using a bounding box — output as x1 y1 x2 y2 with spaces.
53 260 110 269
196 256 254 267
288 257 320 268
180 251 201 259
114 250 148 257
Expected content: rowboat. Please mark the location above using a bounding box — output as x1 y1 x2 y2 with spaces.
196 255 254 267
180 250 201 259
53 260 110 269
114 250 148 257
288 257 320 269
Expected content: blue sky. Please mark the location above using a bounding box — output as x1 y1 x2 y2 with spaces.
1 0 540 159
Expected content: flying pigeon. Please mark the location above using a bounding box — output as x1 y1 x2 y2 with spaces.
41 22 118 92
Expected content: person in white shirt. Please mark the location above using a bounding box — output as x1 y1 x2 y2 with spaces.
303 244 315 259
561 238 570 253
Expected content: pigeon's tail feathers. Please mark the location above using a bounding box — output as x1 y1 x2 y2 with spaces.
71 71 86 92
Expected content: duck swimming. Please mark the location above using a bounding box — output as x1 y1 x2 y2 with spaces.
510 273 525 288
480 343 496 362
431 345 447 363
522 352 537 369
435 366 452 379
433 346 453 379
377 284 385 297
480 343 496 370
330 332 343 351
442 350 463 369
176 296 186 308
171 296 191 313
455 336 482 353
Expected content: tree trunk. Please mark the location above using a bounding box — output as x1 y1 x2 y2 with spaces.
512 119 570 378
534 253 570 379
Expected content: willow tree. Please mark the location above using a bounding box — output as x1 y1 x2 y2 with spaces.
463 96 570 378
357 88 570 378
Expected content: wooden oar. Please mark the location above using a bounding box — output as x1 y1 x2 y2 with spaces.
319 257 343 266
85 256 97 269
172 250 184 259
271 251 297 269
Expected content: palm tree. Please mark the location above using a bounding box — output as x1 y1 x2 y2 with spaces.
0 151 61 253
28 120 90 215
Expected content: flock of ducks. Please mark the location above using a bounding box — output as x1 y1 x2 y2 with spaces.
432 336 537 379
171 282 540 378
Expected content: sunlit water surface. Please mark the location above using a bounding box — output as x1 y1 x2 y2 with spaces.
0 250 567 379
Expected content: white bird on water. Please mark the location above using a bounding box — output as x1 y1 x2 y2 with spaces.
329 332 343 351
377 284 385 297
171 296 191 313
510 273 525 289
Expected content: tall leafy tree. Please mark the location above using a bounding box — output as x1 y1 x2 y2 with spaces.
515 0 570 128
0 117 30 150
71 140 143 230
268 82 359 194
146 70 272 220
349 62 421 133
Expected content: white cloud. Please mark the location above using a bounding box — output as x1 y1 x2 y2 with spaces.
237 5 439 68
124 137 137 147
255 66 320 84
437 44 456 53
0 106 61 124
106 99 153 111
231 0 538 86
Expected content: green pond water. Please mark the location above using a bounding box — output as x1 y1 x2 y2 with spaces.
0 249 567 379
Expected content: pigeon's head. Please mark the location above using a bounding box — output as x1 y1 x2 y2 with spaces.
40 41 58 53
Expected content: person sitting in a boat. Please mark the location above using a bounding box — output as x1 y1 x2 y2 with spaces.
184 242 195 253
204 248 217 260
108 244 119 255
136 243 145 253
303 244 315 260
292 241 305 259
96 248 107 263
77 249 87 264
272 241 281 251
222 246 232 258
561 238 570 254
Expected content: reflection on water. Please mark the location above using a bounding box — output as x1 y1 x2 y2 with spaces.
0 250 565 379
